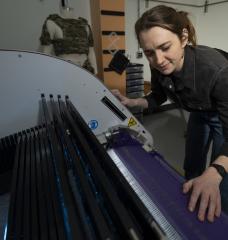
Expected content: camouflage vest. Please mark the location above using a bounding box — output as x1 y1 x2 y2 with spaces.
40 14 94 73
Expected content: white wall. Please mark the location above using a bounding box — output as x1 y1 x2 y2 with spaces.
195 4 228 50
0 0 91 51
125 0 228 82
0 0 228 84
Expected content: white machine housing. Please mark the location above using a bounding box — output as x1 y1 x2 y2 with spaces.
0 50 153 150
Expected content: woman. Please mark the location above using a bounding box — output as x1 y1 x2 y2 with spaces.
113 5 228 222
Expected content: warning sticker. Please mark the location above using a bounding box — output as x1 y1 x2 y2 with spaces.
128 117 137 127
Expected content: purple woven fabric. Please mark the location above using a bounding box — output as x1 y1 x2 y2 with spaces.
111 131 228 239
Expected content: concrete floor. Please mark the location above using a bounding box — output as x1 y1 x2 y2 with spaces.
143 108 189 175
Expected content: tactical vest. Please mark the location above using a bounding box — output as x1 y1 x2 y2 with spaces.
40 14 95 73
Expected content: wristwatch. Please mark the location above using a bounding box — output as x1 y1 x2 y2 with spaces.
210 163 227 179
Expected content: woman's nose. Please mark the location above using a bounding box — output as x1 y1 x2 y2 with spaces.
155 51 164 65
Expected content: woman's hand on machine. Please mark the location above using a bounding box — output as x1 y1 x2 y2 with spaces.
111 89 138 107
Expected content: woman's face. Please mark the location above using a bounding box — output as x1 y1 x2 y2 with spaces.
139 26 188 75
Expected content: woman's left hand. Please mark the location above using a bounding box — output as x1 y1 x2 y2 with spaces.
183 167 222 222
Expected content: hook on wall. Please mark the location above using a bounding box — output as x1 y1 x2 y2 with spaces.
61 0 65 7
61 0 69 8
204 0 209 13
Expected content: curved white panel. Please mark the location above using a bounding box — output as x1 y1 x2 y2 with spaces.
0 50 153 147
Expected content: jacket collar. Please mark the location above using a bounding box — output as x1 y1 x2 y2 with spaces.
172 45 196 90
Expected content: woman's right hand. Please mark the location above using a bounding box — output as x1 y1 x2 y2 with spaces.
111 89 138 107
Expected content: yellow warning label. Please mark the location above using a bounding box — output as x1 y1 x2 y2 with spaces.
128 117 137 127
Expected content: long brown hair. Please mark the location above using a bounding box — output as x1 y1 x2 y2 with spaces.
135 5 197 46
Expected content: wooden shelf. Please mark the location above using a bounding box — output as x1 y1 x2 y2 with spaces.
90 0 126 94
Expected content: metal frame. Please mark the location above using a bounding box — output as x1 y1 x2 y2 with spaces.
145 0 228 12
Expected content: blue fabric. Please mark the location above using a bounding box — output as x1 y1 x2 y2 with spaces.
184 112 228 212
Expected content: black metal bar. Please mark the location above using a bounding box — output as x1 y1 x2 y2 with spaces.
6 137 21 240
41 95 83 240
13 133 26 239
63 98 143 240
35 127 49 240
39 127 59 240
66 97 161 238
41 126 66 240
41 94 52 125
102 31 125 35
30 129 39 240
50 97 91 235
61 0 66 7
23 131 31 240
54 96 113 240
40 96 70 239
101 10 125 16
8 135 16 169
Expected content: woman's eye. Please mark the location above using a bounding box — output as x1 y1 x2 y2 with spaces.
162 46 170 51
144 50 154 57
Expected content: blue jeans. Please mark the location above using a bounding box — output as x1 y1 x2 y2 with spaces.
184 112 228 213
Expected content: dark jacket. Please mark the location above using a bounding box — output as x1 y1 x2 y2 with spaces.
144 45 228 156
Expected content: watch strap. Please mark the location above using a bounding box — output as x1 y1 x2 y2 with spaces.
210 163 227 179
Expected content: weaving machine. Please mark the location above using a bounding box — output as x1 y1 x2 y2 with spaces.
1 50 228 240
